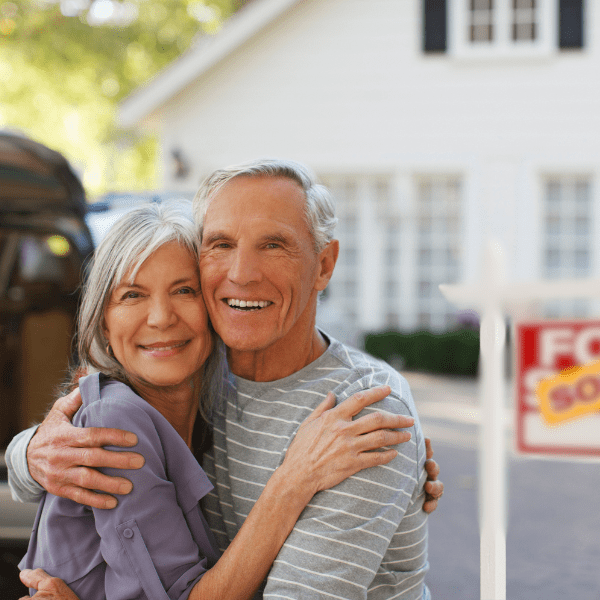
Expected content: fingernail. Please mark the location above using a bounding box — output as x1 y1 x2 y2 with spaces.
125 433 137 445
130 455 145 468
119 482 133 494
105 497 117 509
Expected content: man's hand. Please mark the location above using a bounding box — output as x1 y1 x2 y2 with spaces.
423 437 444 513
27 388 145 509
19 569 79 600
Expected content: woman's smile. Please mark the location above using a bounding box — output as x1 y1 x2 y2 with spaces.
138 339 191 356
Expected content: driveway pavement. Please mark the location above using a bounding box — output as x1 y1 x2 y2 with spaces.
404 371 600 600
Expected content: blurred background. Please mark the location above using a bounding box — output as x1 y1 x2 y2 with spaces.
1 0 599 598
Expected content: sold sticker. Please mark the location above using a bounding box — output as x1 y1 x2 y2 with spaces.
536 360 600 425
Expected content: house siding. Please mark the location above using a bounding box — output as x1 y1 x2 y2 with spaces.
134 0 600 340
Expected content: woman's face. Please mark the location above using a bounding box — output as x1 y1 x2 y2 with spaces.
103 242 213 393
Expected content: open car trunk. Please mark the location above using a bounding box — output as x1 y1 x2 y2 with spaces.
0 132 93 451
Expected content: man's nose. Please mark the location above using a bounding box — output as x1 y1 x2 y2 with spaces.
227 247 263 286
147 296 177 329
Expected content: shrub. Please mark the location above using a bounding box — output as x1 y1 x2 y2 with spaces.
363 329 479 376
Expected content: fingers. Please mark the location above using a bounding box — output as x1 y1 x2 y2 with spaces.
20 568 80 599
351 410 414 436
333 386 392 417
425 479 444 498
423 479 444 514
54 483 119 510
20 568 50 589
75 426 138 448
422 497 438 514
52 388 83 422
425 436 434 460
62 464 134 495
305 392 336 423
68 446 144 470
46 462 136 508
424 458 440 481
354 428 412 453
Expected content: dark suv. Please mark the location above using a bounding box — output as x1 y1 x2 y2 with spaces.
0 132 94 597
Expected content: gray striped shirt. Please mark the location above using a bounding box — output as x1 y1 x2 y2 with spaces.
6 336 431 599
202 335 430 599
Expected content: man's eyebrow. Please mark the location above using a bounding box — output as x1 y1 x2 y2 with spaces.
263 233 291 245
202 231 230 245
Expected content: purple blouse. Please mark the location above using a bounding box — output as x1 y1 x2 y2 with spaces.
20 373 220 600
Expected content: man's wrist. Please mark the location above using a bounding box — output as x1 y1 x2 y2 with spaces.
6 425 44 502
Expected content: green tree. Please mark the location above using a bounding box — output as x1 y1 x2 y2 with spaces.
0 0 236 196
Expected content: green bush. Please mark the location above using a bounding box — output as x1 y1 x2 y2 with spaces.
363 329 479 376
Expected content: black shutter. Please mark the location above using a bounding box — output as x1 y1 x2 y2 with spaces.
423 0 447 53
559 0 584 49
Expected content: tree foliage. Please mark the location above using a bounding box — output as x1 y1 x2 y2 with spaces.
0 0 237 196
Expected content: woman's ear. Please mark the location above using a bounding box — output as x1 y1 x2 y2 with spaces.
314 240 339 292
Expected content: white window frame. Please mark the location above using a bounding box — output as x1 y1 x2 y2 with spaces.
541 175 594 318
414 175 463 331
449 0 557 59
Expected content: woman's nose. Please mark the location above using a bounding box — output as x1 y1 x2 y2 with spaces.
147 296 177 329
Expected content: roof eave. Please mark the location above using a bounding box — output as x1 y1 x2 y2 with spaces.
118 0 303 129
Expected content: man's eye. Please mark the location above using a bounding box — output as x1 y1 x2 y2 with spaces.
266 243 281 249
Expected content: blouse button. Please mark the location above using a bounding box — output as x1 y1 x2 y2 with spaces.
123 528 134 539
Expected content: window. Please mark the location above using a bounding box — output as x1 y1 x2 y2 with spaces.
512 0 537 41
470 0 495 43
319 176 401 333
423 0 584 56
415 177 463 330
377 182 403 327
542 177 592 317
319 178 360 329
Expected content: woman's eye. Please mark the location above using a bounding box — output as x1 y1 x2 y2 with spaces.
121 291 141 301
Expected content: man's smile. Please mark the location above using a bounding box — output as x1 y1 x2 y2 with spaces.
225 298 273 311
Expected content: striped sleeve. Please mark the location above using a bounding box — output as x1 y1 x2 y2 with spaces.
6 426 44 503
263 397 426 600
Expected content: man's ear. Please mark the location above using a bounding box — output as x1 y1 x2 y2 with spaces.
314 240 339 291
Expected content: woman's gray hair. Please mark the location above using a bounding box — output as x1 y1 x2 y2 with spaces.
76 201 226 420
193 158 338 253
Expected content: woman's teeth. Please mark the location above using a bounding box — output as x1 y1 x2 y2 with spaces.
141 341 187 351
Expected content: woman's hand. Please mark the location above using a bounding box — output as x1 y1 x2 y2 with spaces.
19 569 79 600
423 437 444 513
281 386 414 497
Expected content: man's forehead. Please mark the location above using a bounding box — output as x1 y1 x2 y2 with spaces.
202 175 309 234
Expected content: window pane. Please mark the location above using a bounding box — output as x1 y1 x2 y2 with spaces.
542 177 592 316
416 177 462 331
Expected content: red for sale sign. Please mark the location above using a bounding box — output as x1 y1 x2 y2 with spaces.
516 320 600 457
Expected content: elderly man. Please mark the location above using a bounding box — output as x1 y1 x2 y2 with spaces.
10 159 441 599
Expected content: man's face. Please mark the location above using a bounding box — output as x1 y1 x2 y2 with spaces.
199 175 327 355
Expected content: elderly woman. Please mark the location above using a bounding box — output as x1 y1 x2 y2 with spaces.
19 202 413 600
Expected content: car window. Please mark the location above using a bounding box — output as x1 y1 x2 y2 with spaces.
0 229 80 306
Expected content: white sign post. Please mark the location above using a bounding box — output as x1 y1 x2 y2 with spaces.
439 239 600 600
441 240 507 600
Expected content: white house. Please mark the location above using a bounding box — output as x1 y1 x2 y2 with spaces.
119 0 593 344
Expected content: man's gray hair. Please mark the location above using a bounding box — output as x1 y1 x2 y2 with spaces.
77 201 225 420
193 158 338 253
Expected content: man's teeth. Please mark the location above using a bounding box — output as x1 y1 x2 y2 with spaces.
227 299 270 309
